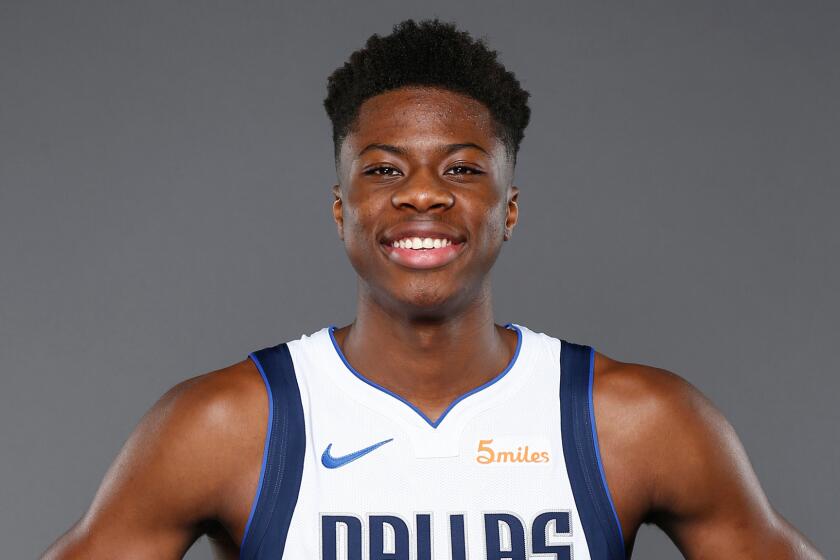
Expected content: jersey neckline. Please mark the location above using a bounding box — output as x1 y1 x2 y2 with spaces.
326 323 523 429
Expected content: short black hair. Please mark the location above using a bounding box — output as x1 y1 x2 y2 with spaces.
323 18 531 165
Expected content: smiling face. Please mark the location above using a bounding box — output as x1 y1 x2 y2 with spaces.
332 86 519 318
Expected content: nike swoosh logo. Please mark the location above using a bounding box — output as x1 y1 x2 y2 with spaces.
321 438 394 469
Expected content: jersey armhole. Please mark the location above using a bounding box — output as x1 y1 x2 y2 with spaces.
239 343 306 559
240 352 274 552
560 341 626 560
586 347 626 554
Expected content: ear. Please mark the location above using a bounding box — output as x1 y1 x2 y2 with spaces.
504 186 519 241
331 184 344 240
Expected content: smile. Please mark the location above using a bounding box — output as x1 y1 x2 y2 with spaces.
381 236 466 270
391 237 453 249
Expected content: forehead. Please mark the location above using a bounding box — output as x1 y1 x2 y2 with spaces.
342 86 501 157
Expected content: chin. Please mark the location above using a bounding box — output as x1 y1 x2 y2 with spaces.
403 293 455 316
389 281 476 320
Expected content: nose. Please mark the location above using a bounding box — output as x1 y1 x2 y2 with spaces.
390 169 456 213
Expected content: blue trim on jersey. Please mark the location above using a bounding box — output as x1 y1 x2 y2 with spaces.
327 323 523 429
240 343 306 559
587 346 626 548
559 340 625 560
240 354 274 552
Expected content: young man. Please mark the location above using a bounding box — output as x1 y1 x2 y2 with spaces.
43 19 823 560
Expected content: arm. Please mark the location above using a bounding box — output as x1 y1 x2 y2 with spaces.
40 360 266 559
594 357 824 559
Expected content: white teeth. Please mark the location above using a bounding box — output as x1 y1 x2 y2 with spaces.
392 237 454 250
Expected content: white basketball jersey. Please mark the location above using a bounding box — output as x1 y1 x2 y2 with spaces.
238 323 625 560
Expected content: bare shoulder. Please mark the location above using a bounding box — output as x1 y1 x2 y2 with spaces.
155 357 269 541
591 351 718 462
157 357 267 457
590 350 824 559
585 351 700 547
120 357 270 540
41 358 268 559
591 351 721 500
591 350 751 509
592 350 696 422
155 357 269 509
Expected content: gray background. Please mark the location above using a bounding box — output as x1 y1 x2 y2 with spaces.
1 1 837 558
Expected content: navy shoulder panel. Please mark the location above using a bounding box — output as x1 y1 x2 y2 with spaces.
240 343 306 559
559 340 626 560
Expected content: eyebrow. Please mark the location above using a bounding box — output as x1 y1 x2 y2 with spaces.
356 142 490 158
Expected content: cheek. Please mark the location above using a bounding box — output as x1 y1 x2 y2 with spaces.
342 203 380 256
475 199 508 242
345 187 389 228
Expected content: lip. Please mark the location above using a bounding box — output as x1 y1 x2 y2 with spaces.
381 240 466 270
379 222 467 270
380 221 465 246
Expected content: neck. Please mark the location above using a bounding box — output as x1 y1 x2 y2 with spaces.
332 281 518 424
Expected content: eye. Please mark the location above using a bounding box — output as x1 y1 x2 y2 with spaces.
364 166 402 177
446 165 483 175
